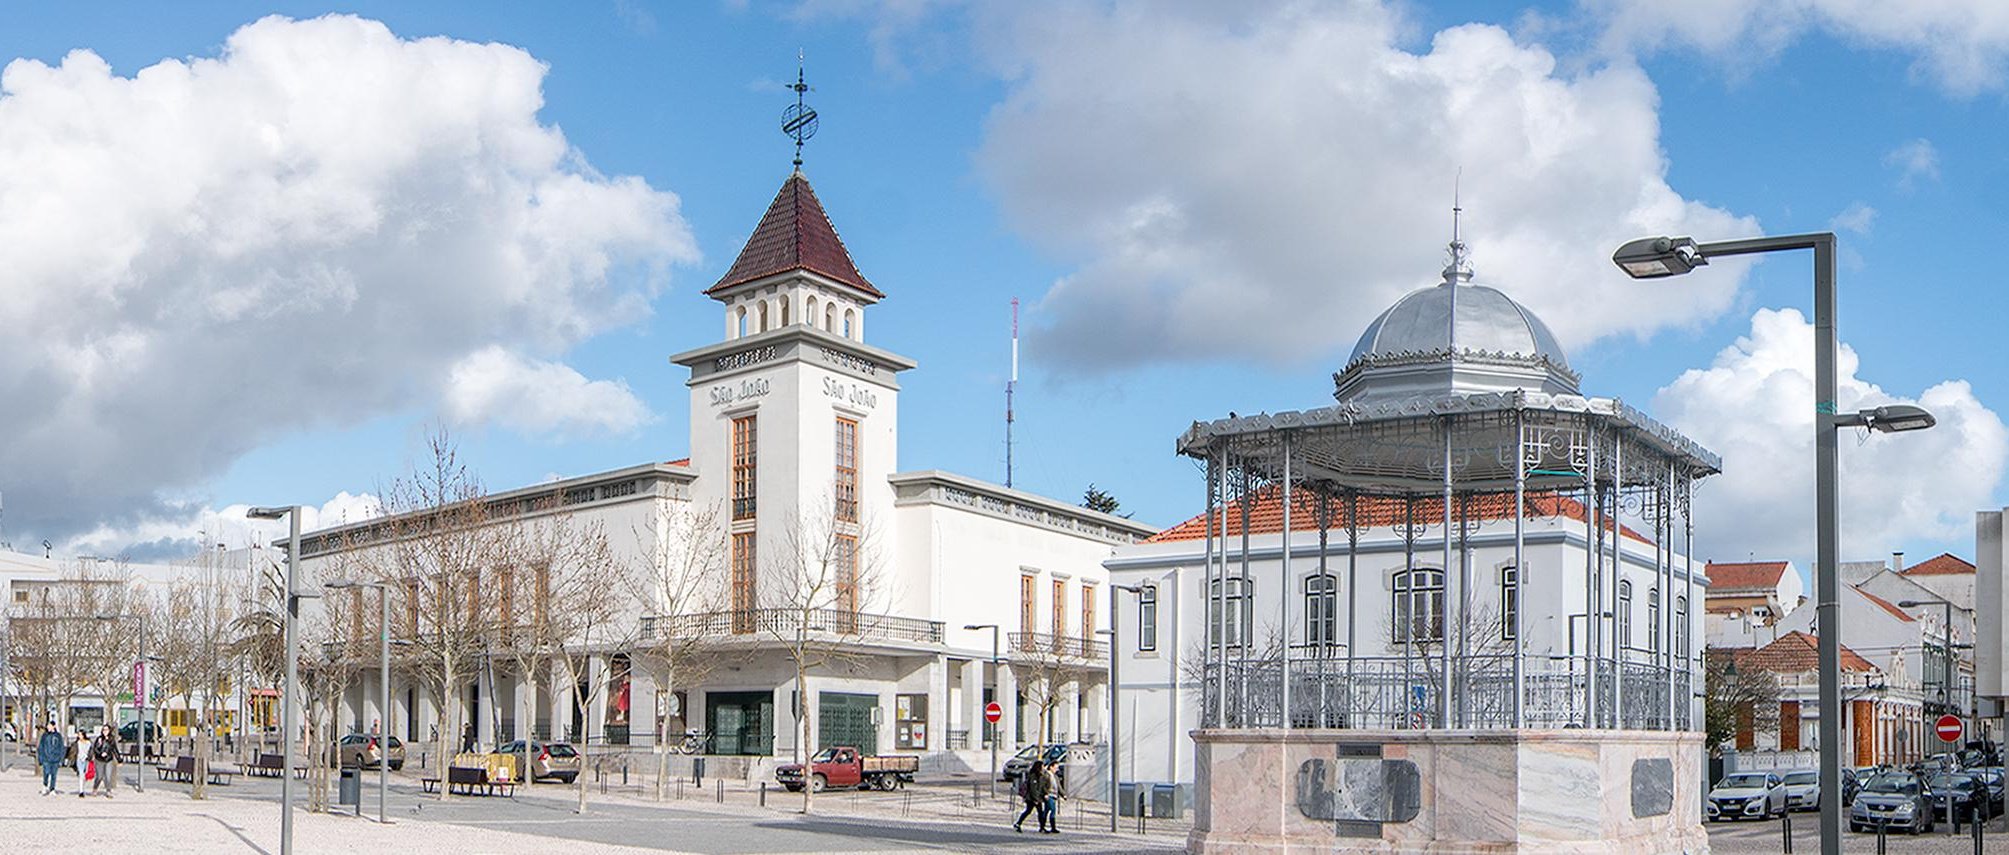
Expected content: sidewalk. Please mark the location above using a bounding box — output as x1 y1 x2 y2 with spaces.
0 763 675 854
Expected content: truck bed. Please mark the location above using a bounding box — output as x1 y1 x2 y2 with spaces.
862 755 919 774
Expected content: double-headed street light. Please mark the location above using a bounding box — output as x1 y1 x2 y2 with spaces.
1103 583 1141 832
1614 232 1936 855
327 580 391 825
962 623 1001 797
247 505 305 855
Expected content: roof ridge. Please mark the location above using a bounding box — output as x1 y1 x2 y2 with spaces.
707 173 882 299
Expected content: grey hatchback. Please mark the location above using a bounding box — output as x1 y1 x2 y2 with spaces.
1850 771 1933 834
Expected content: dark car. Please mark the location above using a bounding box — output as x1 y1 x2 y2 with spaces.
1000 743 1068 783
1970 767 2006 814
117 721 163 747
1850 771 1934 834
1924 772 1989 821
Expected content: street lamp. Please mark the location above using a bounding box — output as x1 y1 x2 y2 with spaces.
1614 231 1937 855
1896 598 1969 727
248 505 304 855
93 612 150 792
327 580 391 825
1103 583 1141 832
963 623 1001 797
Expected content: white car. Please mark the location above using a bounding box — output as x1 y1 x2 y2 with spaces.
1780 770 1820 811
1707 772 1790 821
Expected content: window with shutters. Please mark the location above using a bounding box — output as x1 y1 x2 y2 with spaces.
1137 584 1158 651
731 533 757 634
834 418 859 522
731 416 757 520
1020 574 1036 634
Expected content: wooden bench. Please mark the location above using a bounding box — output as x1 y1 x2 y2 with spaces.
420 765 516 797
155 755 237 786
244 753 304 779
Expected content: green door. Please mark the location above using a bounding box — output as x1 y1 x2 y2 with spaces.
817 692 878 755
705 691 774 756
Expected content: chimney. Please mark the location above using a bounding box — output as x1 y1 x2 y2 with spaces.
1891 551 1904 573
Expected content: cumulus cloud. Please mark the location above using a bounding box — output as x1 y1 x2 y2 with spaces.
445 347 655 438
1655 308 2008 563
0 15 697 546
1586 0 2009 94
1885 138 1940 190
59 491 383 562
1830 201 1876 234
973 1 1755 371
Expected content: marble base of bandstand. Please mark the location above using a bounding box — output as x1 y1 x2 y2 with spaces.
1189 728 1708 854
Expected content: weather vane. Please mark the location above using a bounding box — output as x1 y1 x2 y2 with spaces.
782 49 819 171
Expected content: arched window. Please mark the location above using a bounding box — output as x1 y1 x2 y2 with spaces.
824 303 836 332
1647 587 1660 653
1392 568 1443 643
735 305 748 339
780 298 791 327
1209 577 1253 648
1304 574 1337 649
757 301 770 333
1500 566 1518 641
805 296 819 328
1675 596 1689 658
1617 580 1633 651
1137 584 1158 652
844 307 857 339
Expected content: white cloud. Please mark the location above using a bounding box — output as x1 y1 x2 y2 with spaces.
1655 308 2007 563
0 15 698 545
58 491 383 561
445 346 654 438
1587 0 2009 94
972 2 1755 371
1885 138 1940 190
1830 201 1876 234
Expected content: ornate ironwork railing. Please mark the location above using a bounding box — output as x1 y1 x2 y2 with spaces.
1008 632 1109 661
643 609 943 645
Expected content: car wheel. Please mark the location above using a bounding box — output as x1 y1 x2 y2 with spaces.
783 784 802 793
557 773 576 784
811 774 827 793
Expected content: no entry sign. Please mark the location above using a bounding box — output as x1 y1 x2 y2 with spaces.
984 701 1003 724
1935 714 1964 743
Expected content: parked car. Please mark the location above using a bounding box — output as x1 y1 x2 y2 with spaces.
1969 767 2006 814
1851 771 1934 834
1779 770 1821 811
117 720 163 746
1923 772 1990 821
491 740 580 784
775 746 919 792
330 733 404 770
1706 772 1788 821
1000 743 1069 783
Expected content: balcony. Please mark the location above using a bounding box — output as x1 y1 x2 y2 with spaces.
1008 632 1109 662
644 608 944 645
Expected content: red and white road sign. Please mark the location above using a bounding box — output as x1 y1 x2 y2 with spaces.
984 702 1003 724
1935 714 1964 743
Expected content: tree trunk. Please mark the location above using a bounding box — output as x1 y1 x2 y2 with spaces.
655 666 673 802
797 662 813 815
520 669 536 790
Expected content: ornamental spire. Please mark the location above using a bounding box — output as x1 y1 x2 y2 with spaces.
1442 171 1472 285
782 49 819 171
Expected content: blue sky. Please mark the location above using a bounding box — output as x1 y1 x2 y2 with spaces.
2 1 2005 578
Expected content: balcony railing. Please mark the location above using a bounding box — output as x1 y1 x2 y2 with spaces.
644 608 943 645
1008 632 1109 661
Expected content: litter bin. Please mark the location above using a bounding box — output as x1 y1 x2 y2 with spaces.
338 768 361 808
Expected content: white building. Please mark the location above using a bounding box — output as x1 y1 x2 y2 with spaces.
291 169 1155 764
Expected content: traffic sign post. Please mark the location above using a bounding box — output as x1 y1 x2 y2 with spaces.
983 702 1003 724
1935 714 1963 744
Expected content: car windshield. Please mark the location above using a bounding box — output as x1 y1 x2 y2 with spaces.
1783 772 1818 785
1928 775 1973 791
1012 746 1040 761
1864 775 1918 795
810 748 838 763
1721 774 1769 789
548 744 577 757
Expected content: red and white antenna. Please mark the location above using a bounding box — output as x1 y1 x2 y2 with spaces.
1006 298 1018 489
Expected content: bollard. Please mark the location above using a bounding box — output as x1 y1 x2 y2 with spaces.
1876 818 1887 855
1780 809 1792 854
760 781 767 807
716 778 723 803
1973 804 1983 855
676 778 683 800
622 759 628 787
903 789 911 818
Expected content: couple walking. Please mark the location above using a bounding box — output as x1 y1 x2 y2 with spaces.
1013 759 1063 834
35 722 121 796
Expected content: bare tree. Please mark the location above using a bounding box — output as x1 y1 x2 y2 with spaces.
623 503 729 800
1010 637 1099 749
1704 648 1780 757
296 561 369 813
760 500 890 815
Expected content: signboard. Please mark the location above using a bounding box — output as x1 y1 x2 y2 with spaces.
983 701 1003 724
1935 714 1964 743
131 661 148 708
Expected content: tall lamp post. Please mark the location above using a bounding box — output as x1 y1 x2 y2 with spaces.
963 623 1000 797
248 505 304 855
93 612 151 792
1614 232 1937 855
1102 584 1141 832
328 580 391 824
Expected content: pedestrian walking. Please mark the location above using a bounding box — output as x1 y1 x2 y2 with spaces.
71 727 91 796
1039 760 1062 834
92 725 120 796
35 723 64 794
1013 760 1048 833
461 723 476 754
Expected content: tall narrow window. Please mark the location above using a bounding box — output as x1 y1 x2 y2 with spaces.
835 534 859 614
1209 578 1253 648
1647 587 1660 653
1675 596 1690 657
1138 584 1158 652
1304 575 1337 649
731 415 758 520
780 299 791 327
1052 579 1067 641
1081 583 1096 641
1500 566 1518 641
758 301 770 332
1020 574 1036 635
1617 580 1634 651
731 533 757 634
834 417 859 522
1392 569 1444 643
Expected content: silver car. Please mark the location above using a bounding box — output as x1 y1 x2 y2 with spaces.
1706 772 1788 821
1780 769 1820 811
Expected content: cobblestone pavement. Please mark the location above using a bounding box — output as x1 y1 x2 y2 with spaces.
1706 809 2006 854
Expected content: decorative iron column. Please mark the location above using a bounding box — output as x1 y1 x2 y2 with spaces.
1279 433 1293 729
1512 410 1527 727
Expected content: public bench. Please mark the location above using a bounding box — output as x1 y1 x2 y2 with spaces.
155 755 236 785
419 765 516 797
245 753 305 779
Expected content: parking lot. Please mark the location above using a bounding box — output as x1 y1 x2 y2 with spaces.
1707 809 2005 854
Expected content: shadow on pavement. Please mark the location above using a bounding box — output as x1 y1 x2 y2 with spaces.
756 815 1178 852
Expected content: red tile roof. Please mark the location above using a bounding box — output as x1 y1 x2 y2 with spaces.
1704 561 1789 591
1741 631 1877 673
708 172 882 299
1899 553 1974 576
665 458 690 467
1854 587 1916 622
1142 489 1653 545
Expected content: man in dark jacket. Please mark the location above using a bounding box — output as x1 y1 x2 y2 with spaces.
36 723 65 794
1013 760 1049 832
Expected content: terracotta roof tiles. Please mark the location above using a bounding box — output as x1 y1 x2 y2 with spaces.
708 173 882 299
1741 630 1877 673
1704 561 1789 591
1854 587 1916 622
1899 553 1974 576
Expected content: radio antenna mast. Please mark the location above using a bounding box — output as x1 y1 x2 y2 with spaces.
1006 298 1018 489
